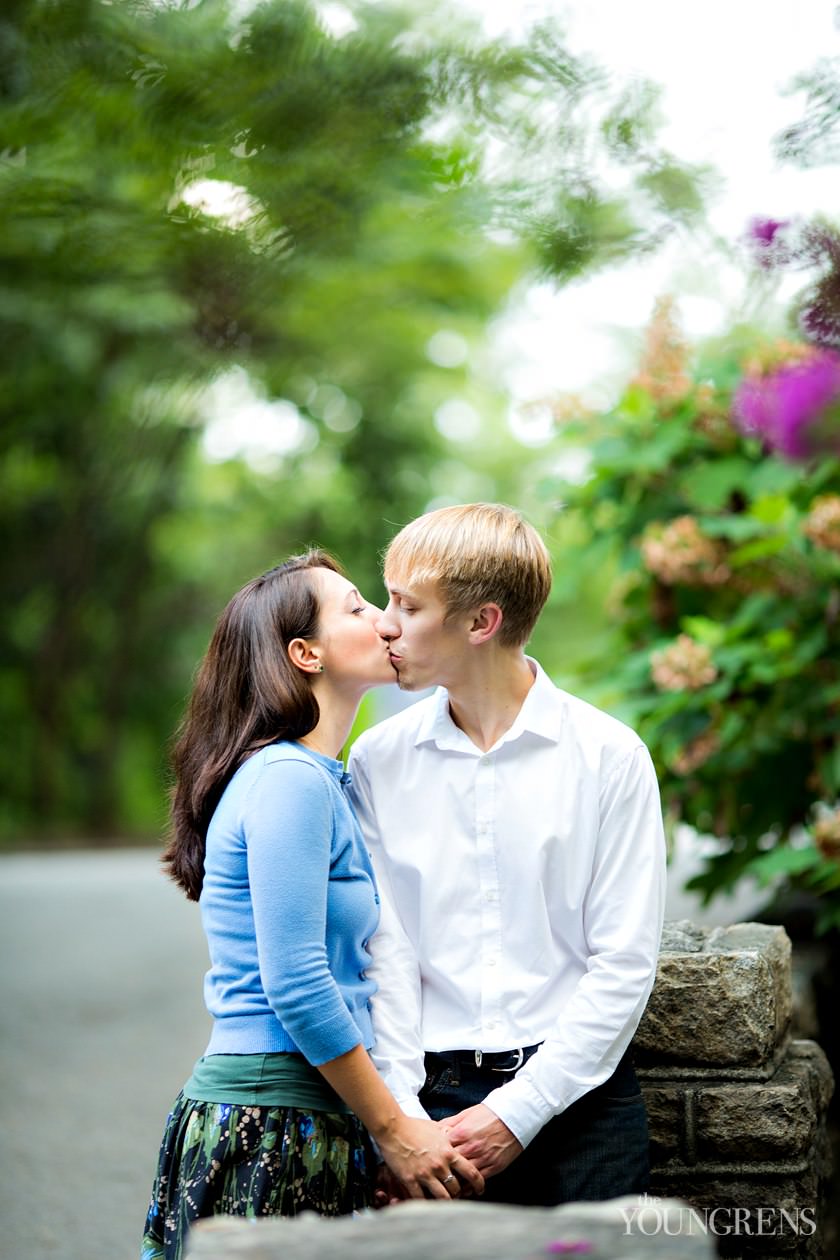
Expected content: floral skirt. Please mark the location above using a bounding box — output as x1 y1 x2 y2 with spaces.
141 1092 376 1260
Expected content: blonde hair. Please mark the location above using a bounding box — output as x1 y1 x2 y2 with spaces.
384 503 552 648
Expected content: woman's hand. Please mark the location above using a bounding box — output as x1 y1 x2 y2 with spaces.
375 1114 485 1200
316 1045 484 1201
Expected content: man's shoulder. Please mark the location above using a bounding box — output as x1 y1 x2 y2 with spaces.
350 694 439 759
546 678 646 765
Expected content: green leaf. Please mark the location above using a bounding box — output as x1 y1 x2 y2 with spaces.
763 628 795 653
749 494 793 526
679 458 754 511
748 461 805 497
699 515 767 541
728 534 790 567
679 616 726 646
819 744 840 794
748 844 822 884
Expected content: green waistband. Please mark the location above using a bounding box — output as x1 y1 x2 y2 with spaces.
183 1053 351 1114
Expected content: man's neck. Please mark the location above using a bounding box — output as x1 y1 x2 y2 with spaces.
446 651 535 753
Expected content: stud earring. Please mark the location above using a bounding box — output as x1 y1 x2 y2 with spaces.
315 663 324 673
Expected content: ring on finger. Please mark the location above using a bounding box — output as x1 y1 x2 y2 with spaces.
443 1173 456 1185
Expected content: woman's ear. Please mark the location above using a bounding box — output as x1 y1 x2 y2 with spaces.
468 603 504 645
287 637 324 675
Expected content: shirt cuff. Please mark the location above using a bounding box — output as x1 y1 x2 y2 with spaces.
394 1092 432 1121
482 1075 554 1149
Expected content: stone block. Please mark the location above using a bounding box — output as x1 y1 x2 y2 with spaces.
788 1039 834 1115
694 1061 815 1162
648 1174 824 1259
634 921 792 1075
642 1084 685 1163
186 1198 717 1260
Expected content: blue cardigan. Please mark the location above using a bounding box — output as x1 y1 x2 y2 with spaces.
199 742 380 1065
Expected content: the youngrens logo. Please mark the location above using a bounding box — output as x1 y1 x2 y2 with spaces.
618 1194 817 1238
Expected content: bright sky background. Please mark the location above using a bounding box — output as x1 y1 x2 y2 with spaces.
201 0 840 463
461 0 840 430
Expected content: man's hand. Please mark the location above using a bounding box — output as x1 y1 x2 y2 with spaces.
439 1103 523 1178
373 1164 408 1208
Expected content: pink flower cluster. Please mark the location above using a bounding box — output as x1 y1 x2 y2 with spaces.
640 516 730 587
803 494 840 554
734 349 840 461
814 810 840 861
671 729 720 775
651 635 718 693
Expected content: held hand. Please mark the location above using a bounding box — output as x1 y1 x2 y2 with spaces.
441 1103 523 1178
373 1163 408 1208
376 1115 485 1201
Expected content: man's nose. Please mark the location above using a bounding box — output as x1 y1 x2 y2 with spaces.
375 605 399 639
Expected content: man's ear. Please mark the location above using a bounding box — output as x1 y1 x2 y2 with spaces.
467 603 504 645
287 637 323 675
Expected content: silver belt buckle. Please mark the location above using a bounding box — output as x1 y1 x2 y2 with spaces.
474 1050 482 1067
492 1047 524 1073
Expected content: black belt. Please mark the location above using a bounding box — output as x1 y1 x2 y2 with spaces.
425 1043 541 1075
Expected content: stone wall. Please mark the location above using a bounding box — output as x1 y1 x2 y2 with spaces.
635 921 834 1259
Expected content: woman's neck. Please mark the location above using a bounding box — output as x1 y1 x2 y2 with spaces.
297 688 360 760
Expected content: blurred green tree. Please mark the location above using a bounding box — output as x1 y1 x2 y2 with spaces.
0 0 703 839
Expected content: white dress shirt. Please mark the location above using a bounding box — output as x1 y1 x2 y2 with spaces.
347 659 666 1149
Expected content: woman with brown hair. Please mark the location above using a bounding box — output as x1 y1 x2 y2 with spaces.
141 551 482 1260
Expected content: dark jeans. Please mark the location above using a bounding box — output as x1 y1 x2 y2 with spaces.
419 1048 650 1206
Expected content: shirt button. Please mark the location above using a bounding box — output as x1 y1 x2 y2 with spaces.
485 890 496 901
487 957 497 967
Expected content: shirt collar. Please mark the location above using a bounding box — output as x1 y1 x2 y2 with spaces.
414 657 565 753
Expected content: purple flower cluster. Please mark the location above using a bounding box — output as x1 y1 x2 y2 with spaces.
748 217 791 268
745 216 840 348
734 350 840 460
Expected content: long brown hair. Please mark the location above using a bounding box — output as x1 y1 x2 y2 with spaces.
162 550 342 900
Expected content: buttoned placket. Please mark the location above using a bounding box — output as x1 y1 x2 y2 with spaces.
475 750 503 1043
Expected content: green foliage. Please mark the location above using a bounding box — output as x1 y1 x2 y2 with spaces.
549 305 840 929
1 0 700 840
775 56 840 168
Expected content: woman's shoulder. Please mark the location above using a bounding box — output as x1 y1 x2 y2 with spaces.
240 742 339 805
218 741 321 802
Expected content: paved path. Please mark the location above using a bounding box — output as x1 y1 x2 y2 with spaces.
0 850 210 1260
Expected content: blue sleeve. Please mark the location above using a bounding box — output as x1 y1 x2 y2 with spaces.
244 756 365 1065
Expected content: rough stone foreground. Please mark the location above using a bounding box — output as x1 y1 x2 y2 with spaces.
186 1198 717 1259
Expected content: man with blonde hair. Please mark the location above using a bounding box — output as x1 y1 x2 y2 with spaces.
348 503 665 1204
